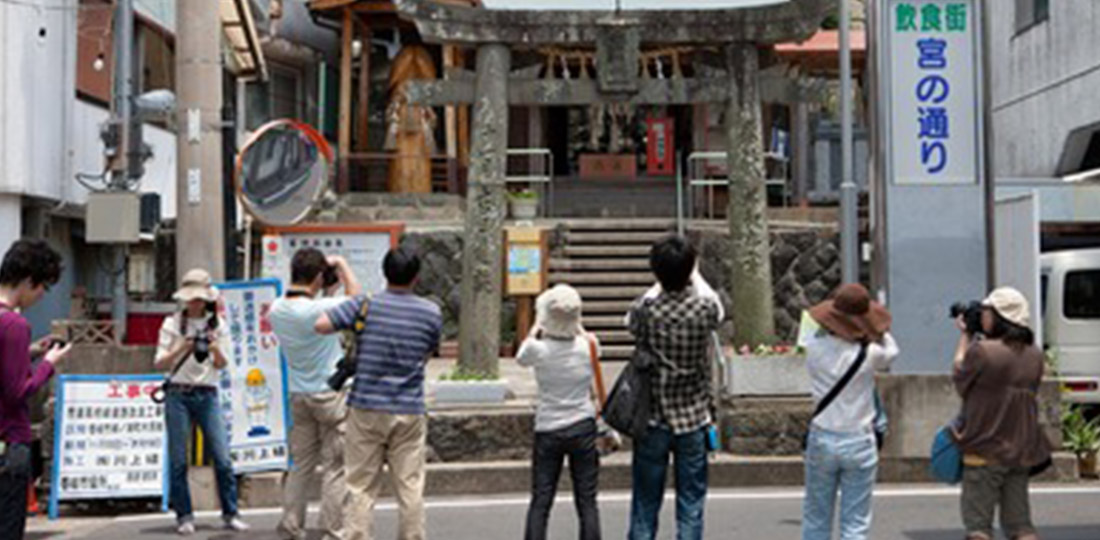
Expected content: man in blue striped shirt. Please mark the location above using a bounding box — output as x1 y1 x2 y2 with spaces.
314 247 442 540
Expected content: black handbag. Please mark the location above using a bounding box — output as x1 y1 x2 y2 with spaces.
603 301 658 439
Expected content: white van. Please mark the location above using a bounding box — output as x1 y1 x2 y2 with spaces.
1041 249 1100 404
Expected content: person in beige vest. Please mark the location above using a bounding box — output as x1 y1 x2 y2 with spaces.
271 249 361 540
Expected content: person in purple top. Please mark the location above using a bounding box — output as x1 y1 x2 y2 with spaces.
0 239 72 540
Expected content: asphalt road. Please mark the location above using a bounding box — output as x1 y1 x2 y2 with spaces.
27 485 1100 540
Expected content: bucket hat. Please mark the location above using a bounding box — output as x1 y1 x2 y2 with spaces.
808 283 892 343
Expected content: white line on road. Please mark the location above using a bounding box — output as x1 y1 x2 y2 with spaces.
112 485 1100 524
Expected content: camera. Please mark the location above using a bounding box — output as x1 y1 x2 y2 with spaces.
950 300 984 335
327 355 356 391
192 333 211 363
322 264 340 289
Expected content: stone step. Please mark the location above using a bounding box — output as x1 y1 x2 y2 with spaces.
558 219 676 232
564 231 669 245
591 330 634 344
549 258 652 272
601 345 634 359
575 285 650 299
582 315 627 329
562 245 651 257
550 272 655 285
583 300 635 314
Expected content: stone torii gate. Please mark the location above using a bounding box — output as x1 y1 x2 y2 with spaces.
395 0 831 376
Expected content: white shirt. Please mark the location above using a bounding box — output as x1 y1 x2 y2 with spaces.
516 335 599 432
625 269 725 326
154 313 231 387
806 331 899 434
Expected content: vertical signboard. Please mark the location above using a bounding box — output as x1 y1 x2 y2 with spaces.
49 375 168 520
875 0 989 372
888 1 978 185
215 279 291 473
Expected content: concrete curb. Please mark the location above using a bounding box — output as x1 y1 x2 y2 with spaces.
227 452 1079 509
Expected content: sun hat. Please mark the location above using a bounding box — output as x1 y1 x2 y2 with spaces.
173 268 219 303
534 284 584 339
808 283 892 343
982 287 1030 329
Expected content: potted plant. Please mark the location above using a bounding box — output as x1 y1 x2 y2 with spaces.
1063 405 1100 478
725 342 810 396
508 188 539 220
432 368 510 405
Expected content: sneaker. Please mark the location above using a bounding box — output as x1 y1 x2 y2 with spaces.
177 522 195 536
224 516 251 532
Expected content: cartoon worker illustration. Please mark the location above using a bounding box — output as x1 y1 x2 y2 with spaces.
244 368 272 438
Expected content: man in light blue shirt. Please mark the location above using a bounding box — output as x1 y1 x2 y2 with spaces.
271 249 361 540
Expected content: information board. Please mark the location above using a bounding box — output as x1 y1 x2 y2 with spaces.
215 279 291 473
49 374 168 520
261 224 403 295
506 227 547 296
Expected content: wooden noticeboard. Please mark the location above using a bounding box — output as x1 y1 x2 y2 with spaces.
505 227 548 296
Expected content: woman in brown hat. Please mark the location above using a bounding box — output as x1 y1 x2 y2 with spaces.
951 287 1050 540
801 283 899 540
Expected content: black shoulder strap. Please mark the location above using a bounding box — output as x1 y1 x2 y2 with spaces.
811 341 870 420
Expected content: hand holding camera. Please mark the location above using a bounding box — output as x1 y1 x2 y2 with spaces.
950 300 984 336
44 340 73 366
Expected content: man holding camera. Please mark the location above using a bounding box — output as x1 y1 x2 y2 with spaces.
315 247 442 540
270 250 361 540
154 268 248 536
0 239 72 540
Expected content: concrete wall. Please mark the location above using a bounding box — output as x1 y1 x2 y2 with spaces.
990 2 1100 177
877 374 1063 459
0 0 78 200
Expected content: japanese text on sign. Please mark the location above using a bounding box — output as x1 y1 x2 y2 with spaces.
888 1 978 186
50 375 168 519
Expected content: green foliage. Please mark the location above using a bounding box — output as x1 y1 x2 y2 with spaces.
1044 348 1059 377
1062 405 1100 456
439 368 501 382
508 188 539 201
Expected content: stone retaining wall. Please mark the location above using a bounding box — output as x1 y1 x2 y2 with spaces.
690 226 840 343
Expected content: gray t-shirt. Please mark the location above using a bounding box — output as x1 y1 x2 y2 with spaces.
516 335 599 433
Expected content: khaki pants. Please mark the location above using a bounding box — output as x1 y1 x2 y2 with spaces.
345 408 427 540
961 465 1037 540
278 391 349 540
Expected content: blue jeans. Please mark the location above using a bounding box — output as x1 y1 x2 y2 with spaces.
802 428 878 540
628 425 708 540
165 387 238 523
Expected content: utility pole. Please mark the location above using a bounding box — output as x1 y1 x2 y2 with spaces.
839 0 859 284
176 0 226 281
108 0 135 338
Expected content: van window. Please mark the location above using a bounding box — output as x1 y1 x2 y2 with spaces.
1064 271 1100 319
1041 274 1049 316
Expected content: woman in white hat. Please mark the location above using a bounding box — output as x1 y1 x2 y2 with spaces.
516 284 606 540
153 269 249 535
951 287 1051 540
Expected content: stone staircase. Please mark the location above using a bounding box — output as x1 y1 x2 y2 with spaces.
549 220 675 360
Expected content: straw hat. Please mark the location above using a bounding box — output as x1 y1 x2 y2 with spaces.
173 268 219 303
534 285 584 339
982 287 1030 329
808 283 892 343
